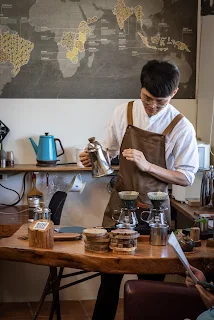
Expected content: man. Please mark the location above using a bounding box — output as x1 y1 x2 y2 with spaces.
80 60 199 320
186 265 214 320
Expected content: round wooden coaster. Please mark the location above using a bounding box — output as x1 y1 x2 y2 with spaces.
110 239 137 248
184 249 197 254
85 243 109 251
111 247 136 255
85 247 109 254
109 245 136 252
110 233 140 240
85 243 109 253
83 228 107 238
111 229 138 236
84 236 110 243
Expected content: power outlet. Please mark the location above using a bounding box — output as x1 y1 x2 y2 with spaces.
0 174 7 181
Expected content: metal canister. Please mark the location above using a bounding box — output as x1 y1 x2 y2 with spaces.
33 207 43 220
199 218 209 232
28 196 41 208
150 223 169 246
42 207 51 220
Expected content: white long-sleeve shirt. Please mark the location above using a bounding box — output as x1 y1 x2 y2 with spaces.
102 100 199 185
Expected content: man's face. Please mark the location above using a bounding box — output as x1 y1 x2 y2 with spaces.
140 87 178 117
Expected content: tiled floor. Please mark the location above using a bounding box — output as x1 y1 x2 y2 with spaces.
0 299 124 319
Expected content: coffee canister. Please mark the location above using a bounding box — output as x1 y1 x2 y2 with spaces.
150 223 169 246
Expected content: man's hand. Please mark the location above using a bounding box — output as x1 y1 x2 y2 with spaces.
122 149 151 172
195 284 214 309
79 150 91 167
186 265 206 288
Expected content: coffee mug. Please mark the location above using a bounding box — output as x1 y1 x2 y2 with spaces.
69 174 86 194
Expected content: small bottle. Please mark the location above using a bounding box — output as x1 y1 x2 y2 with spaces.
33 207 43 220
0 150 6 168
42 207 51 220
6 151 14 167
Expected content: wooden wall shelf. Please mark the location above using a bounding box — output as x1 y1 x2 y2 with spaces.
0 164 119 173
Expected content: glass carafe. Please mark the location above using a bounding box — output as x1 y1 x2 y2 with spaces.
112 207 138 229
140 191 169 226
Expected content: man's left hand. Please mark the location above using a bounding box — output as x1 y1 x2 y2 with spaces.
122 149 151 172
195 284 214 309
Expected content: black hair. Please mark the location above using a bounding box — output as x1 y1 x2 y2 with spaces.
140 60 180 98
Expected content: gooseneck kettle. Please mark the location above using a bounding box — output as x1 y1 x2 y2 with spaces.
29 133 64 167
87 137 114 177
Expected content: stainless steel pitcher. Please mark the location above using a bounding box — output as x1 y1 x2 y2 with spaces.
87 137 114 178
150 223 168 246
200 165 214 208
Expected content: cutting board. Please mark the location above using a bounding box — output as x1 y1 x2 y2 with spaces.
18 232 82 241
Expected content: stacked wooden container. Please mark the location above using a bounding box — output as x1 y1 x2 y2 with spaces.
109 229 140 254
83 228 110 253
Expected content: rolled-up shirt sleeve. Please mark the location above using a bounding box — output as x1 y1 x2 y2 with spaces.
102 110 120 159
173 124 199 185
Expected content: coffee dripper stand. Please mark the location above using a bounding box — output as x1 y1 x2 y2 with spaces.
112 191 139 229
141 192 169 245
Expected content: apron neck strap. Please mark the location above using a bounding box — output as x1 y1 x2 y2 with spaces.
162 113 184 136
127 101 134 125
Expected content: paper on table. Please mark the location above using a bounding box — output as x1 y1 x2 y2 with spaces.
168 232 198 284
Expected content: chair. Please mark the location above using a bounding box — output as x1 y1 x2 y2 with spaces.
33 191 100 320
49 191 67 225
124 280 206 320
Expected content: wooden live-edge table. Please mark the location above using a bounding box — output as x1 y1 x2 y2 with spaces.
0 224 214 275
1 223 214 320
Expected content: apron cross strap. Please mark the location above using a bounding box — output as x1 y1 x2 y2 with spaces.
127 101 184 136
162 113 184 136
127 101 134 126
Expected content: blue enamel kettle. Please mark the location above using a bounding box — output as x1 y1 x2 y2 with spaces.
29 133 64 166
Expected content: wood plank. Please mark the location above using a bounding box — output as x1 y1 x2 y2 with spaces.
170 198 199 221
0 164 119 173
0 224 214 274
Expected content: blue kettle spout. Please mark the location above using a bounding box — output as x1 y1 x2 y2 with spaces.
29 138 38 155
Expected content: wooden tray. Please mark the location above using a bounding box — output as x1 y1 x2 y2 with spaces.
18 232 82 241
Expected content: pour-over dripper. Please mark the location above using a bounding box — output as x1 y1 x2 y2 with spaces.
147 192 168 211
113 191 139 229
118 191 139 209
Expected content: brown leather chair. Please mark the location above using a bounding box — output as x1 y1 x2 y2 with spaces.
124 280 206 320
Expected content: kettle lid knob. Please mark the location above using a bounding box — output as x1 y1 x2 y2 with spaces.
88 137 95 143
45 132 49 136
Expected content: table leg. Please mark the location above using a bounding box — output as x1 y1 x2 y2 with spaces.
32 267 100 320
32 271 52 320
49 267 63 320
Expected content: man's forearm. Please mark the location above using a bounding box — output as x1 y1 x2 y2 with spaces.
148 163 190 186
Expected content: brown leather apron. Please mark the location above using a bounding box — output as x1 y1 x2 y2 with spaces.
102 101 184 229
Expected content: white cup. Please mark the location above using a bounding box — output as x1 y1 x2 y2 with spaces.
76 145 86 167
69 174 86 194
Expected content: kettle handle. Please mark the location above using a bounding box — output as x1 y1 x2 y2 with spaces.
54 138 64 157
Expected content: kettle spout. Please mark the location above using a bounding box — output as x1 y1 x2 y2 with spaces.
29 138 38 155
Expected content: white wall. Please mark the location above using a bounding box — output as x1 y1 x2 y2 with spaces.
197 15 214 159
0 98 196 302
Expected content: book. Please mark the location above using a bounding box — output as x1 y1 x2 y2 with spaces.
168 232 198 284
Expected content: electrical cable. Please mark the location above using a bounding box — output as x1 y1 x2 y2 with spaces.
0 172 28 206
209 98 214 157
0 183 20 201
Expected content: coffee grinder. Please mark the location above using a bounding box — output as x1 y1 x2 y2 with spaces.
112 191 139 229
